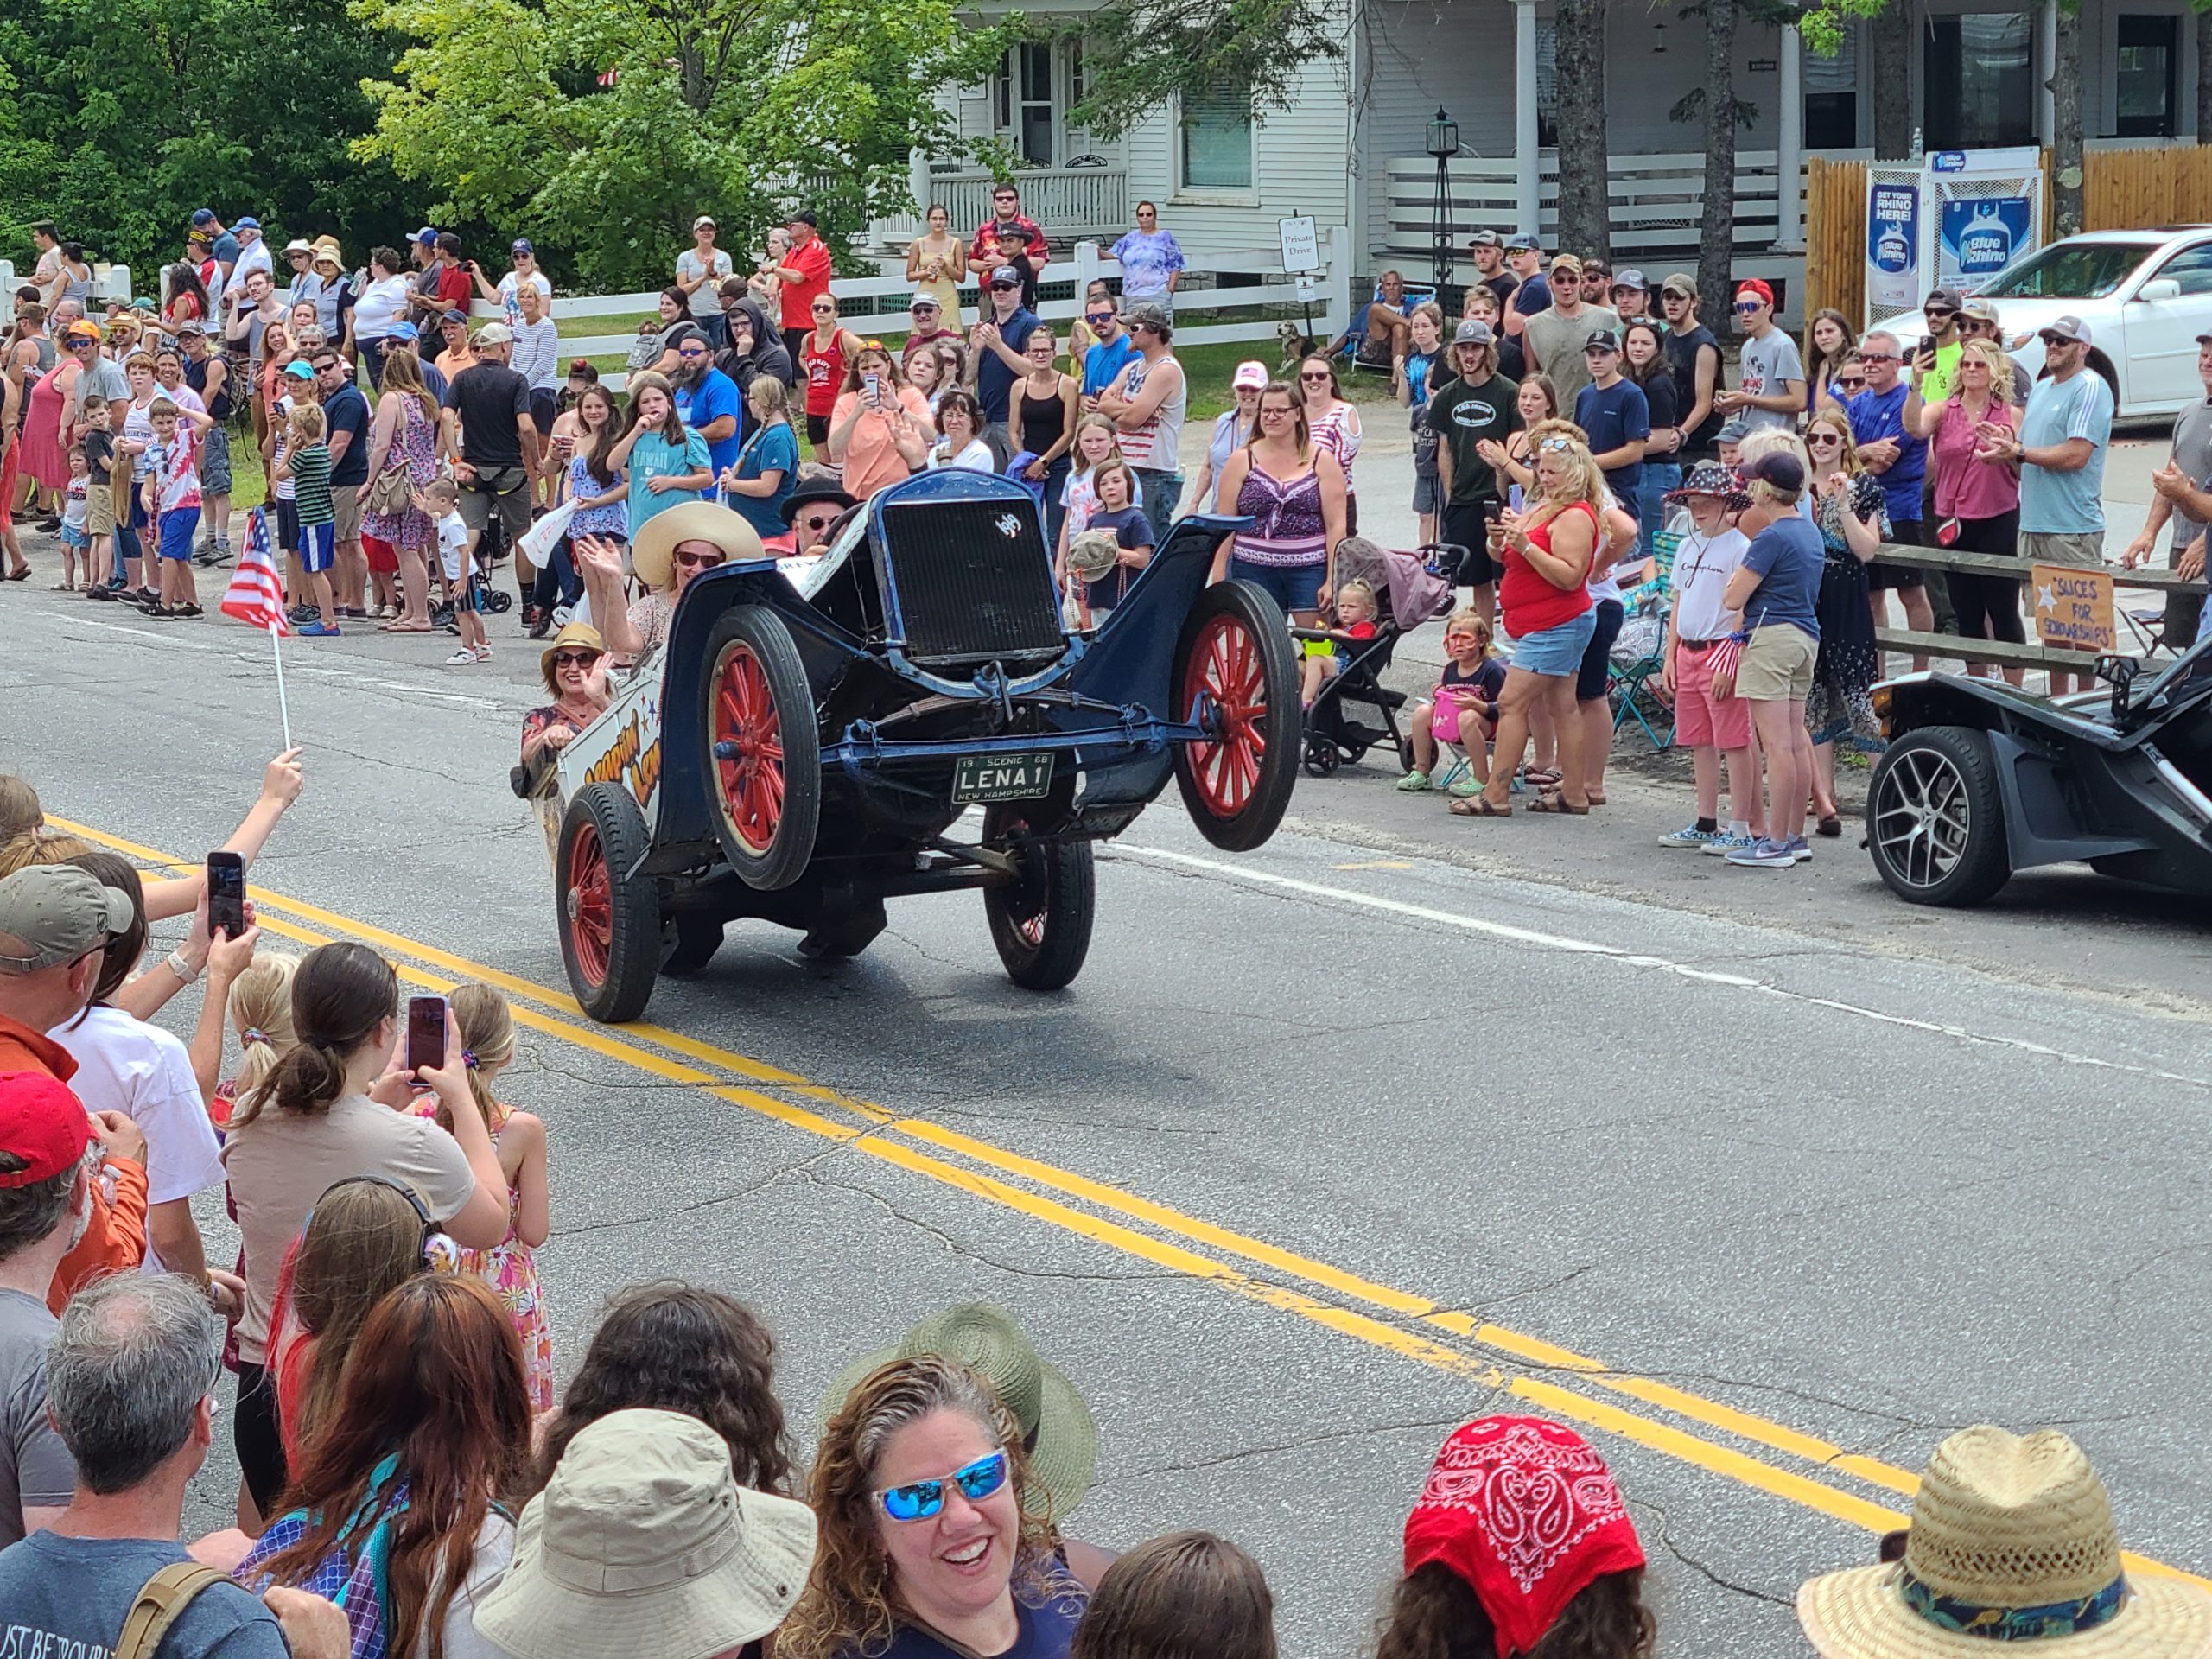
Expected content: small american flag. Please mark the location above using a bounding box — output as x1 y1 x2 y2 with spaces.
596 67 618 86
220 508 290 635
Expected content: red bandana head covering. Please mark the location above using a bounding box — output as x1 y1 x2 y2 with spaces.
1402 1416 1646 1658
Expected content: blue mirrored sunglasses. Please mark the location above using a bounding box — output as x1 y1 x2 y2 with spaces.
875 1449 1009 1522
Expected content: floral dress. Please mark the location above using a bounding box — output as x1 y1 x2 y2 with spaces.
361 393 440 553
1808 474 1889 751
410 1097 553 1409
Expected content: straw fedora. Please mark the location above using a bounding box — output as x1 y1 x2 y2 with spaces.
632 499 764 593
1065 529 1122 583
474 1408 817 1659
1798 1426 2212 1658
538 620 606 695
822 1304 1097 1522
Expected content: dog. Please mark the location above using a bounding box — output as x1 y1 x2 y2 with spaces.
1275 320 1316 376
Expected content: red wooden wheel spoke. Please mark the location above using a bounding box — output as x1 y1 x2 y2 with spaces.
567 823 612 986
1183 614 1270 821
714 644 787 856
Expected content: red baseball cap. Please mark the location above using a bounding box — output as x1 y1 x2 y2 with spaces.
0 1071 93 1189
1735 278 1776 308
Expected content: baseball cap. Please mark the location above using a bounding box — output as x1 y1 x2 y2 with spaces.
442 308 470 327
1504 233 1541 253
1923 286 1963 312
1747 451 1806 493
1660 272 1698 299
692 215 716 231
1736 278 1776 308
1961 296 2000 323
190 209 217 227
1124 301 1172 333
1611 268 1648 293
0 1072 93 1191
389 321 420 343
909 294 940 311
283 360 315 380
1231 359 1269 390
1452 318 1496 347
788 210 817 228
284 238 315 256
65 321 100 342
0 866 135 976
1582 327 1622 353
1550 253 1583 276
475 322 514 346
1467 230 1501 249
989 266 1022 288
2040 315 2093 346
512 238 534 256
176 321 203 337
234 215 261 232
414 226 440 246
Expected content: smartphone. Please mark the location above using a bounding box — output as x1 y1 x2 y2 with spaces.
1482 499 1504 524
206 852 247 938
1508 484 1525 513
405 995 448 1074
863 371 880 408
1918 334 1937 360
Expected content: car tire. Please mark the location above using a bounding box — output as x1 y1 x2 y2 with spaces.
982 807 1095 991
702 606 821 893
1171 581 1300 849
1866 725 2011 906
659 913 724 976
557 784 662 1023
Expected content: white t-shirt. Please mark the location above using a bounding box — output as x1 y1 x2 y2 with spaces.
496 270 553 328
438 510 470 582
1670 525 1752 641
122 396 158 480
351 274 412 340
270 397 297 501
927 439 996 473
50 1005 226 1262
232 238 274 289
677 248 734 318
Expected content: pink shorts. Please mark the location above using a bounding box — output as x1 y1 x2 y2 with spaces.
1672 639 1752 750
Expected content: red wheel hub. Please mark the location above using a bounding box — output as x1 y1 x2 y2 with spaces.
1183 613 1268 818
714 643 786 855
566 820 612 988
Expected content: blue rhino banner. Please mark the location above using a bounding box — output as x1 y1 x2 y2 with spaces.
1939 194 2035 295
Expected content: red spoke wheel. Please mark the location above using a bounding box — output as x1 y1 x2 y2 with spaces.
982 807 1095 991
1172 580 1300 851
556 783 662 1023
701 606 820 892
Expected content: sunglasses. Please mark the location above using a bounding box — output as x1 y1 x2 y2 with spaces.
994 194 1018 204
991 281 1018 290
876 1450 1010 1522
1806 430 1842 445
1299 371 1332 382
1084 309 1113 323
550 651 600 669
2039 334 2077 348
672 550 727 570
1925 309 1955 322
677 346 709 359
1538 435 1576 454
1734 301 1764 313
796 511 838 531
1857 351 1898 364
812 302 836 313
1837 377 1866 391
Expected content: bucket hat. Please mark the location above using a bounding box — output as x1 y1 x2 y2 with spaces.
633 500 765 592
1798 1426 2212 1658
474 1409 817 1659
822 1304 1098 1521
1663 461 1750 512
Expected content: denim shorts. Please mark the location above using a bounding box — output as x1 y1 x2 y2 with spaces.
1510 607 1598 677
1228 556 1327 616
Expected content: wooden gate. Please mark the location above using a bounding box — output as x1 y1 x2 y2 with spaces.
1803 156 1868 329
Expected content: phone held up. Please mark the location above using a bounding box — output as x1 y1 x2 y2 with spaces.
206 852 248 939
406 994 448 1076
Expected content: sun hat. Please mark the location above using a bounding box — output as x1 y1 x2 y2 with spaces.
821 1304 1098 1522
634 500 765 591
539 621 607 696
284 238 315 257
0 1072 95 1191
0 866 136 976
1404 1417 1646 1659
1664 460 1751 511
474 1408 816 1659
1231 359 1269 391
778 475 858 529
1798 1426 2212 1658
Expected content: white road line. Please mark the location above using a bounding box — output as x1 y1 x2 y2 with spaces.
60 615 513 707
1115 842 2211 1090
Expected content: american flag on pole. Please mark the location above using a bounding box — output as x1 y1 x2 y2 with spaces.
220 509 290 635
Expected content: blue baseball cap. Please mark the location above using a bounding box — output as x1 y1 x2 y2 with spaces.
389 321 420 343
511 238 534 256
234 215 261 231
414 226 440 246
191 208 218 227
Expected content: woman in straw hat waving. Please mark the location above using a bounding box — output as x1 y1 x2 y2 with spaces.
1798 1425 2212 1656
574 498 762 672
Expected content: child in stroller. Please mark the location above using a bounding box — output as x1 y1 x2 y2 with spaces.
1301 577 1381 706
1295 536 1458 776
1396 609 1504 798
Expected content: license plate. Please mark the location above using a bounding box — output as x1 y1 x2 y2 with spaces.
953 752 1055 803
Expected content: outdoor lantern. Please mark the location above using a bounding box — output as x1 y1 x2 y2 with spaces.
1428 107 1459 295
1427 108 1460 158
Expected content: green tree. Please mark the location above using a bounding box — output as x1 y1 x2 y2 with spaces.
1061 0 1342 137
354 0 1007 290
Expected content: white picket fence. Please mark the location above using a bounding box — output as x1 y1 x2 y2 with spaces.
485 231 1354 391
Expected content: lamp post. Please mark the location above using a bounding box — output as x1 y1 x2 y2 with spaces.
1427 107 1459 296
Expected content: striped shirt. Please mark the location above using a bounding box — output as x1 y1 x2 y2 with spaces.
291 442 334 527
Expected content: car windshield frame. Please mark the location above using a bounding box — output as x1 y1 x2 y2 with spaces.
1978 239 2160 301
2142 629 2212 705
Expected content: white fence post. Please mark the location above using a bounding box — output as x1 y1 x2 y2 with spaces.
1074 240 1102 301
1324 226 1353 340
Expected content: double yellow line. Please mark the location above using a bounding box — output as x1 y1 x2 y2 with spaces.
51 813 2205 1586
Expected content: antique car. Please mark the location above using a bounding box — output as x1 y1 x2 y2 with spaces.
1866 639 2212 906
545 471 1299 1021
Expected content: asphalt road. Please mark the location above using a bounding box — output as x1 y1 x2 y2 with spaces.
6 582 2212 1656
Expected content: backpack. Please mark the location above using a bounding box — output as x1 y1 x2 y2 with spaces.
235 1454 410 1659
115 1562 229 1659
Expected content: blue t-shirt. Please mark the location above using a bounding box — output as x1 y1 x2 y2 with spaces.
1080 504 1157 610
1740 514 1825 638
1573 377 1651 494
416 359 448 406
976 307 1040 423
1512 273 1553 317
2018 369 2115 535
676 367 744 479
321 382 372 487
625 427 712 542
1406 350 1441 409
0 1532 288 1659
854 1572 1085 1659
1844 383 1929 524
728 422 798 538
1082 332 1139 400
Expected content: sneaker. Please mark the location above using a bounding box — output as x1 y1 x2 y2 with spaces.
1660 824 1723 849
1700 830 1758 857
1395 769 1433 793
193 543 220 567
296 620 341 637
550 604 574 630
444 645 486 665
1726 836 1800 868
1787 836 1813 864
287 604 318 626
175 603 203 619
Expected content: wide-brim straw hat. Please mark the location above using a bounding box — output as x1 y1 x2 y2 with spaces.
474 1408 816 1659
821 1304 1097 1522
632 500 765 593
1798 1426 2212 1659
539 620 606 695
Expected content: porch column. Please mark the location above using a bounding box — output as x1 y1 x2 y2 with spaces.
1777 22 1804 251
2037 0 2057 143
909 146 932 216
1514 0 1541 237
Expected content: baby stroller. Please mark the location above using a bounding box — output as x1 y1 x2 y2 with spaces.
1297 540 1459 777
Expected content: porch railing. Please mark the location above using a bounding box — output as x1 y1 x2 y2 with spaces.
874 165 1132 245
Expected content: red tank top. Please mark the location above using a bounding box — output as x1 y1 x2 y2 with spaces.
804 331 849 418
1499 501 1599 636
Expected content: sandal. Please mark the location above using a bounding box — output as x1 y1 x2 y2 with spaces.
1449 794 1512 817
1523 766 1562 789
3 567 29 581
1585 789 1608 807
1528 791 1591 815
1815 815 1844 839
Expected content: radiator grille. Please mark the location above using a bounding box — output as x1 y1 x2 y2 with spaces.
877 498 1065 665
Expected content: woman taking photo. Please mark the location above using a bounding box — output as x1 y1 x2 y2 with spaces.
1909 336 2024 683
1621 321 1681 547
905 204 967 326
349 246 413 390
1454 432 1602 819
804 293 864 450
1478 374 1557 499
828 344 932 499
219 940 513 1520
1009 330 1077 542
1296 354 1362 532
926 389 995 473
781 1355 1086 1659
1805 308 1859 413
1209 380 1346 626
608 370 713 548
1802 409 1888 834
1185 361 1264 527
360 348 444 632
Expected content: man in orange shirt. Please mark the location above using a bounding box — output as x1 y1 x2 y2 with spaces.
0 868 149 1307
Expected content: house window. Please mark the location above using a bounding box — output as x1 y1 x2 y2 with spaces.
1923 14 2035 149
1181 79 1254 190
1804 24 1859 149
1535 25 1558 149
995 45 1056 165
2115 14 2178 138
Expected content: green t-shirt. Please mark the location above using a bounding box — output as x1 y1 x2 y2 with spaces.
1918 339 1966 406
291 441 334 527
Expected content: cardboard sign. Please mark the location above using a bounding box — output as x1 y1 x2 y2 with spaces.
2032 563 2114 650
